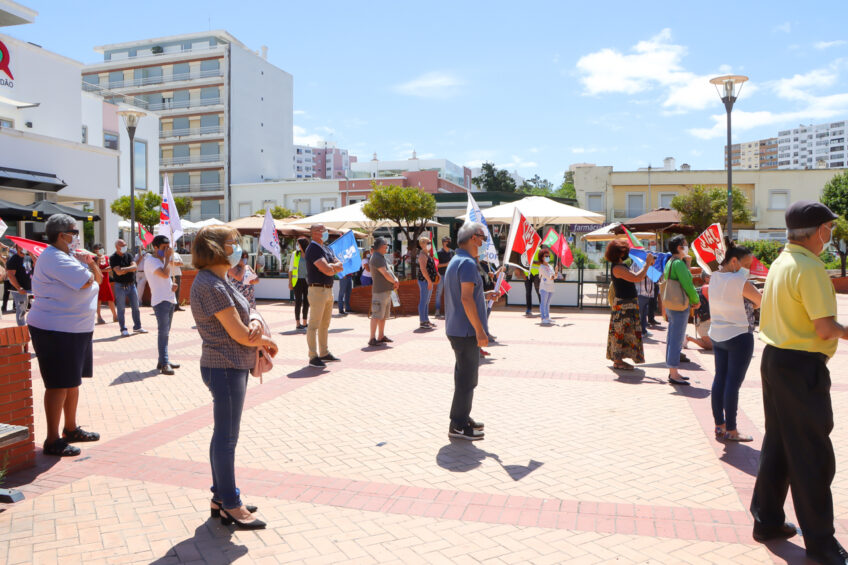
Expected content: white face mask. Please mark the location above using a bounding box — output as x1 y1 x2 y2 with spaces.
543 257 550 263
821 225 833 250
68 234 80 253
681 245 689 255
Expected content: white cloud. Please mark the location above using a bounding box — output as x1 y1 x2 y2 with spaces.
773 22 792 34
293 125 324 146
393 72 465 99
815 40 847 50
293 110 307 116
499 155 538 169
317 126 337 135
417 152 436 159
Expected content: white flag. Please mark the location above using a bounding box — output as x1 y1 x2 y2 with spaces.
0 218 7 239
159 176 183 244
466 192 499 266
259 208 282 260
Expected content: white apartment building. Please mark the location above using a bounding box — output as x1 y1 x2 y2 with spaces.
231 179 341 219
777 121 847 170
82 31 294 221
0 2 158 245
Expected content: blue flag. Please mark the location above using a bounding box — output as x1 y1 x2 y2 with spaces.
629 249 671 283
329 230 360 277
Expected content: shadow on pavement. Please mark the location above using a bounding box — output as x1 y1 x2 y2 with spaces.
2 449 62 490
762 537 808 565
611 368 665 385
110 369 160 386
286 366 326 379
150 519 249 564
719 442 761 478
436 441 544 482
669 385 711 399
92 334 126 344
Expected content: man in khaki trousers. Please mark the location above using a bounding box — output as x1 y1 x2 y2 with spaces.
304 224 343 368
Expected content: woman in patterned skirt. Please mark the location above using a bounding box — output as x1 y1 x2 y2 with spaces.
605 239 655 370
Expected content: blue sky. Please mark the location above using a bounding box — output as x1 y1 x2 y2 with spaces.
12 1 848 183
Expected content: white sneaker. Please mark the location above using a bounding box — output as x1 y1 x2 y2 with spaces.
133 328 148 334
121 329 130 337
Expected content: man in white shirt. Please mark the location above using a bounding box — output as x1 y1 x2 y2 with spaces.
144 235 179 375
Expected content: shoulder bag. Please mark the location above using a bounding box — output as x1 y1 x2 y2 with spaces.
660 259 690 311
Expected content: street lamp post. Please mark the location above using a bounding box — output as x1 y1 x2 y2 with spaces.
709 75 748 240
117 109 147 253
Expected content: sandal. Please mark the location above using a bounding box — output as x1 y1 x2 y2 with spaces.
43 438 81 457
724 431 753 442
668 376 690 386
714 426 726 439
613 362 634 370
63 427 100 443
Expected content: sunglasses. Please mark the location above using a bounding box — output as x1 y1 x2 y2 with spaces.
65 229 80 235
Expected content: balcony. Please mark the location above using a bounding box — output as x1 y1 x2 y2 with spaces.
145 97 222 112
100 69 224 90
170 182 223 194
160 125 224 140
160 153 223 167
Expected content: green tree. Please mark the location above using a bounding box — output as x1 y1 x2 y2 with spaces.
831 217 848 277
737 240 783 267
821 171 848 219
670 184 752 234
362 183 437 277
255 205 301 219
472 162 516 192
518 174 554 195
553 170 576 200
110 192 192 230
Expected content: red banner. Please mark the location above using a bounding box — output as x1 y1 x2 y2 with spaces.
692 223 725 275
553 233 574 267
750 256 769 278
504 208 541 273
5 235 49 257
138 223 154 247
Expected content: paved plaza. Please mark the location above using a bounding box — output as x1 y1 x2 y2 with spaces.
2 296 848 564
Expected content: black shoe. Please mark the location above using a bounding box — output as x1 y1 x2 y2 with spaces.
680 353 691 363
320 353 340 362
211 499 257 518
379 336 393 343
469 417 484 431
297 324 308 330
668 376 690 386
157 362 180 369
219 507 266 530
487 334 497 342
806 539 848 565
308 357 326 368
43 438 81 457
62 426 100 443
752 521 797 543
159 363 175 375
448 423 484 441
175 306 185 311
368 338 380 347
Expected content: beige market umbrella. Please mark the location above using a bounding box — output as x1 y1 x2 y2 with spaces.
582 222 657 242
457 195 604 228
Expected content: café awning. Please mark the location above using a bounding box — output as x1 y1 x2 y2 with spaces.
0 166 66 192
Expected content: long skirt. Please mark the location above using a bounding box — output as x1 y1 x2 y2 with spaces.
606 298 645 363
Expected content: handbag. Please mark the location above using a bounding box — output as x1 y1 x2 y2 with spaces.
660 259 690 311
249 308 273 381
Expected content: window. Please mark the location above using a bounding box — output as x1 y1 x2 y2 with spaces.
294 199 311 215
586 193 603 212
200 114 219 129
171 172 190 193
200 170 220 190
172 117 190 133
108 71 124 88
659 193 676 208
200 199 221 219
81 125 87 144
171 62 190 79
321 198 337 212
626 193 645 217
769 190 790 210
103 131 119 150
200 59 220 76
134 139 147 190
200 87 219 104
238 203 251 217
200 142 219 158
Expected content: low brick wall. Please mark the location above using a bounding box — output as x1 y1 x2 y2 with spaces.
350 279 437 316
0 326 35 474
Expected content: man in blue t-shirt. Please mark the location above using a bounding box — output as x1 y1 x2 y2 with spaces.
444 221 499 441
304 224 344 368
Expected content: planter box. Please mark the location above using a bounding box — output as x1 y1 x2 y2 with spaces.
0 326 35 474
140 269 197 306
832 276 848 294
351 279 437 316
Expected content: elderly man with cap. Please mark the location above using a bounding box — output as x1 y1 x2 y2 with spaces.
750 200 848 564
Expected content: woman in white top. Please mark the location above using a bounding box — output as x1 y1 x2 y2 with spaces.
538 249 556 325
708 245 762 442
360 251 372 286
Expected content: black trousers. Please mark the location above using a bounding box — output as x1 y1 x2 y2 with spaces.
293 278 309 321
448 335 480 428
524 274 540 312
173 275 182 306
1 280 10 312
751 345 835 550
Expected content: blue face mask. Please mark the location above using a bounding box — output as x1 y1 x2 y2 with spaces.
157 249 166 258
321 231 329 243
228 244 243 267
477 238 487 258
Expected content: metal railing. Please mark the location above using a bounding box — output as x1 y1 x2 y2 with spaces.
146 97 222 112
170 182 222 193
160 154 223 166
160 125 224 138
103 44 224 64
101 68 223 89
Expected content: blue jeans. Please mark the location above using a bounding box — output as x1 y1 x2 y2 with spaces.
152 301 175 366
434 274 446 314
711 332 754 431
637 296 651 334
338 276 352 313
665 308 689 369
201 366 249 509
12 291 28 327
539 289 553 322
418 279 432 323
113 283 141 332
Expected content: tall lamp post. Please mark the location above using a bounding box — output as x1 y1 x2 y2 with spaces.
709 75 748 240
117 109 147 252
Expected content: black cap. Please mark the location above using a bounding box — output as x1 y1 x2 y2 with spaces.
785 200 838 229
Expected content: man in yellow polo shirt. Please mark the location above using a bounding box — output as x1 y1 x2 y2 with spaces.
751 200 848 565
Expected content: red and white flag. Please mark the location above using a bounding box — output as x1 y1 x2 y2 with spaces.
623 226 645 250
5 235 48 257
504 208 541 273
159 176 183 245
137 223 154 247
692 223 726 275
750 256 769 278
552 232 574 267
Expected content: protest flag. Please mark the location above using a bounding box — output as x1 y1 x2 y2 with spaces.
159 176 183 245
466 192 499 266
692 223 725 275
258 208 282 260
504 208 541 273
328 230 360 277
750 256 769 278
137 223 154 247
623 226 645 249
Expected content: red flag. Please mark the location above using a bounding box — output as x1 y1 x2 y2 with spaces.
5 236 50 257
555 233 574 267
137 223 154 247
498 278 512 296
692 223 725 275
623 226 645 249
750 256 769 278
504 208 541 272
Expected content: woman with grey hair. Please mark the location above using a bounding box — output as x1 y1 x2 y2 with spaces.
28 214 103 457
